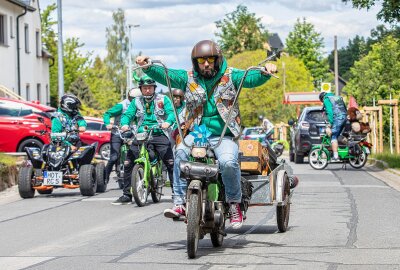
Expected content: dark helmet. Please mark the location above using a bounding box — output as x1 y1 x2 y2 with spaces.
319 92 327 102
60 94 81 115
172 88 184 98
138 76 157 89
191 40 223 74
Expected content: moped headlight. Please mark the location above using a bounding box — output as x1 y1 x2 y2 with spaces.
191 147 207 158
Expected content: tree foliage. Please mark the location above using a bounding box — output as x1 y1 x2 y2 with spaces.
342 0 400 24
104 8 129 99
227 50 314 127
215 5 269 59
345 35 400 105
286 18 328 87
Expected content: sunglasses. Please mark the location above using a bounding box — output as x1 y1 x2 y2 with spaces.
173 95 182 99
196 57 216 64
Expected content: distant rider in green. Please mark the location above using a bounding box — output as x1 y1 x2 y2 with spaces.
51 94 87 151
112 77 176 205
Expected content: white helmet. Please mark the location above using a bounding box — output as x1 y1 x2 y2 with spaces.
128 88 142 98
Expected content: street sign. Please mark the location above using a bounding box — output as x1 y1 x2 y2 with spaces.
321 82 331 92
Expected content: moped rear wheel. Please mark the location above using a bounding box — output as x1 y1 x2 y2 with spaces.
276 174 290 232
210 220 225 247
131 164 148 207
349 150 367 169
187 193 201 259
309 148 328 170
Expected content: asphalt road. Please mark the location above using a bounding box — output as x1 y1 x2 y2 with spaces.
1 159 400 270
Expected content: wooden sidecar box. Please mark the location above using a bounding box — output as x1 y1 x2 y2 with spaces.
239 140 263 174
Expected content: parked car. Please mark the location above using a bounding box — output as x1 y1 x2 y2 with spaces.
288 106 327 164
241 126 266 141
0 98 55 152
81 117 111 160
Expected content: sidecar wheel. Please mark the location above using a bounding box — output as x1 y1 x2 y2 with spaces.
276 174 290 232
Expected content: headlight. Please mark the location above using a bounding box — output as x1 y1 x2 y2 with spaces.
191 147 207 158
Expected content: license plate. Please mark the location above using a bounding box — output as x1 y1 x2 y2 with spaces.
364 148 370 154
319 127 325 133
43 171 63 186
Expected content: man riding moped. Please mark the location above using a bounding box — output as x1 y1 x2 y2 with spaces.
135 40 277 229
319 91 348 161
112 77 175 205
103 88 142 184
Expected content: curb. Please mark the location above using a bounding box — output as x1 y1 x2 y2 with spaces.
368 158 400 177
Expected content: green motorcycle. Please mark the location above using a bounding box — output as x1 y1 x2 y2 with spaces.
130 125 167 207
308 133 372 170
112 126 134 189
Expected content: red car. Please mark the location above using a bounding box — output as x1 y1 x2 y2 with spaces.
0 97 55 152
81 117 111 160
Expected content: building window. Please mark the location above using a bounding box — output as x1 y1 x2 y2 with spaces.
37 84 41 102
10 16 14 39
26 84 30 101
0 14 7 45
24 24 29 53
35 30 41 57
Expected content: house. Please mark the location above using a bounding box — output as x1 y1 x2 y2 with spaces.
0 0 51 105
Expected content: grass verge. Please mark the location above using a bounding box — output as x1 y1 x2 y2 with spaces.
371 153 400 169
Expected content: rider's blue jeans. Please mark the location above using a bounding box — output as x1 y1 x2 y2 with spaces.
173 135 242 205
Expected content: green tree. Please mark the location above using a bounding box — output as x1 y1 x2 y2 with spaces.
85 56 119 110
342 0 400 24
104 8 129 99
286 18 328 87
345 35 400 105
228 50 314 126
69 76 98 108
215 5 269 58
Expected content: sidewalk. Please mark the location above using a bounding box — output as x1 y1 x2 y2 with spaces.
365 159 400 191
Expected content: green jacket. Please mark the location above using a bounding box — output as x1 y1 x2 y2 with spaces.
322 93 347 125
51 108 87 145
120 95 175 135
103 99 131 126
143 58 270 136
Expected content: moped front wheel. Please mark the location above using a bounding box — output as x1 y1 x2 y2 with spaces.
131 164 148 207
151 164 164 203
187 193 201 259
349 150 367 169
309 148 328 170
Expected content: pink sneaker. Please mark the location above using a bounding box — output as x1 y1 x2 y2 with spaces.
229 203 243 229
164 205 186 218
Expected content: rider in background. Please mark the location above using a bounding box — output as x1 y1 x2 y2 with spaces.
170 88 186 149
51 94 87 151
319 91 348 161
136 40 277 229
112 77 175 205
103 88 142 183
261 117 274 144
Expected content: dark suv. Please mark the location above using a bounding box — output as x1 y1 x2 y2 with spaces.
289 106 327 163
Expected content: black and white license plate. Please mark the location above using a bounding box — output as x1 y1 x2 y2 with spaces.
43 171 63 186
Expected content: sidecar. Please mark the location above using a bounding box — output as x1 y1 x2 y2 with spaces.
239 139 296 232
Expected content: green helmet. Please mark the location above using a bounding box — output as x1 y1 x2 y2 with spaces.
138 75 157 88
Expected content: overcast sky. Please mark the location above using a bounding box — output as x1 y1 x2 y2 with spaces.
38 0 383 69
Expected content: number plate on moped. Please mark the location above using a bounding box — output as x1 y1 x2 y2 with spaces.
43 171 63 186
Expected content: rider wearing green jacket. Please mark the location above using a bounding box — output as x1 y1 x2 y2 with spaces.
111 77 176 205
319 92 348 161
51 94 87 151
136 40 277 229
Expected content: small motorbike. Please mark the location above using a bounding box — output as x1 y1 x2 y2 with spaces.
133 55 294 259
130 125 167 207
18 122 106 198
308 133 372 170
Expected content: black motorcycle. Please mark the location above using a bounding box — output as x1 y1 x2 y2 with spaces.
18 120 106 198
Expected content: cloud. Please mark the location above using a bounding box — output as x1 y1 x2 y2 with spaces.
38 0 382 68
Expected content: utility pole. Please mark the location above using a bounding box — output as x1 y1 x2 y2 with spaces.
57 0 64 99
334 35 339 96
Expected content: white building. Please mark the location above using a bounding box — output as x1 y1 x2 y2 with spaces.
0 0 51 105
